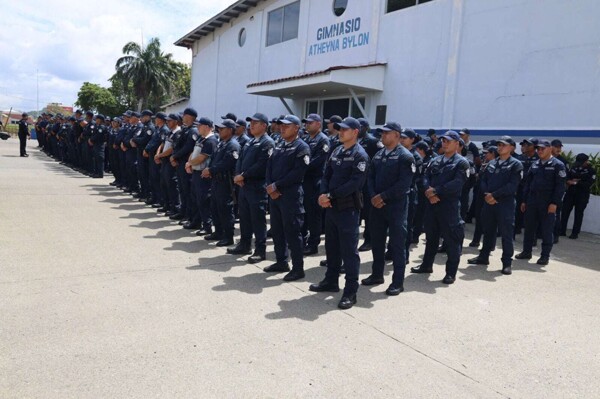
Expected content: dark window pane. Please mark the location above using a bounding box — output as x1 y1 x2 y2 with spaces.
282 1 300 42
267 8 283 46
387 0 417 13
323 98 350 120
418 0 433 4
306 101 319 115
333 0 348 17
350 97 366 118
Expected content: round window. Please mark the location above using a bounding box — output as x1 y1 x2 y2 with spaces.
238 28 247 47
333 0 348 17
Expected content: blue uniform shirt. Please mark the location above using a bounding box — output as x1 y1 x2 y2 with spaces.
480 156 523 202
191 132 218 171
523 156 567 206
132 121 155 150
146 124 168 155
303 132 330 179
236 133 275 182
209 137 240 178
266 136 310 195
172 125 197 162
359 133 383 160
321 143 369 199
368 145 415 202
423 153 470 200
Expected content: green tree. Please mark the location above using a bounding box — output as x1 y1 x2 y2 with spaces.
114 38 181 112
74 82 120 116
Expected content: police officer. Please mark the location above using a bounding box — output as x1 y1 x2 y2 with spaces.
324 115 343 156
309 117 369 309
458 128 481 222
411 131 470 284
186 117 218 232
356 118 383 252
228 113 275 263
89 114 107 178
560 153 596 239
116 112 132 190
131 110 154 201
399 128 423 260
170 108 198 221
81 111 95 174
468 136 523 275
551 139 569 243
108 118 122 187
362 122 415 296
469 145 499 247
155 113 181 216
144 112 168 206
202 119 240 246
515 138 539 234
18 113 30 157
264 115 310 281
122 112 141 194
515 139 567 265
300 113 330 255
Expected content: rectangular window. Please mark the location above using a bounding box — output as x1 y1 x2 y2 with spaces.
266 1 300 46
387 0 433 14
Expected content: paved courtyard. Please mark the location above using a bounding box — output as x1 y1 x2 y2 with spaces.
1 139 599 398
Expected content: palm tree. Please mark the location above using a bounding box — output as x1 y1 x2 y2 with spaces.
114 38 182 111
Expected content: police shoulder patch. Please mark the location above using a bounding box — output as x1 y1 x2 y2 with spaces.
268 148 274 157
232 151 239 159
357 161 367 172
411 163 416 173
558 170 566 178
304 155 310 165
323 144 330 153
377 141 384 148
147 129 152 135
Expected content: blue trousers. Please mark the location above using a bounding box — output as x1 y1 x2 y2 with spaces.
480 199 516 266
324 208 361 296
238 183 268 253
160 162 179 212
523 199 555 257
92 144 105 177
190 172 211 229
301 177 323 248
136 152 149 197
370 201 408 286
176 164 191 217
210 181 234 240
270 197 304 270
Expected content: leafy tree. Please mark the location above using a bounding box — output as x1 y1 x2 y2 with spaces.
114 38 181 112
74 82 120 116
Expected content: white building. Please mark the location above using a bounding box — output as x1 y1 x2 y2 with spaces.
175 0 600 144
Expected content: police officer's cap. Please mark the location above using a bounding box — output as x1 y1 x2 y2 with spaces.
301 114 322 124
246 113 269 124
75 109 82 114
85 110 94 117
155 112 167 121
401 128 417 139
497 136 516 146
77 117 85 123
377 122 402 133
22 112 28 117
551 139 563 147
487 146 499 156
535 139 551 148
439 130 461 141
576 153 589 163
95 114 105 121
141 109 154 117
68 116 76 122
427 128 437 137
325 115 343 124
357 118 370 128
122 110 132 117
165 113 181 122
216 119 236 129
459 128 471 136
334 117 361 131
48 113 54 118
221 112 237 121
183 108 198 118
270 117 279 124
415 141 430 151
113 117 122 124
198 117 214 127
235 119 247 127
130 111 141 118
277 115 301 126
458 138 466 147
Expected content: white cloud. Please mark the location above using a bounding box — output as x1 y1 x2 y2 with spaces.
0 0 236 112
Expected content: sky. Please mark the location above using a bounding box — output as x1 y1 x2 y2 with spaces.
0 0 237 112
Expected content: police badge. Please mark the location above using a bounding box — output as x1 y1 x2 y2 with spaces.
357 161 366 172
304 155 310 165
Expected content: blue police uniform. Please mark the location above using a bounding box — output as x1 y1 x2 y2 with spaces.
145 123 167 205
358 132 383 247
123 122 141 193
520 156 567 260
477 155 523 267
415 149 470 282
89 121 107 178
159 126 180 213
302 131 330 252
132 121 154 199
560 159 596 238
18 118 29 156
82 119 95 173
515 151 539 233
208 137 240 242
115 124 129 188
189 132 218 231
320 143 369 296
405 146 423 261
367 144 415 290
265 136 310 273
413 152 434 241
171 125 197 219
235 133 275 255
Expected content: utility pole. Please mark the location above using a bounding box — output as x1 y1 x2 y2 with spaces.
36 69 39 113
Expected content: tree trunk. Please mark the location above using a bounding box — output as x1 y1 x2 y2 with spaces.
137 98 144 112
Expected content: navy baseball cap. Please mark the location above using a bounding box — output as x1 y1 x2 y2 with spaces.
401 128 416 139
221 112 237 121
166 113 181 122
246 113 269 124
551 139 563 147
415 141 430 151
325 115 343 124
334 117 361 130
122 110 132 117
277 115 301 126
141 109 153 117
95 114 105 121
216 119 236 129
183 108 198 118
439 130 461 141
535 139 551 148
377 122 402 133
357 118 370 128
427 128 437 137
155 112 167 121
302 114 322 123
68 116 76 122
487 146 499 156
75 109 82 114
459 128 471 136
235 119 247 127
198 117 213 127
497 136 516 146
130 111 141 118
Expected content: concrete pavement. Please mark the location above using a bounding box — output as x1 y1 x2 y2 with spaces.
1 139 599 398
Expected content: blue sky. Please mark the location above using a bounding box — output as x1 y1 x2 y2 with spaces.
0 0 236 112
